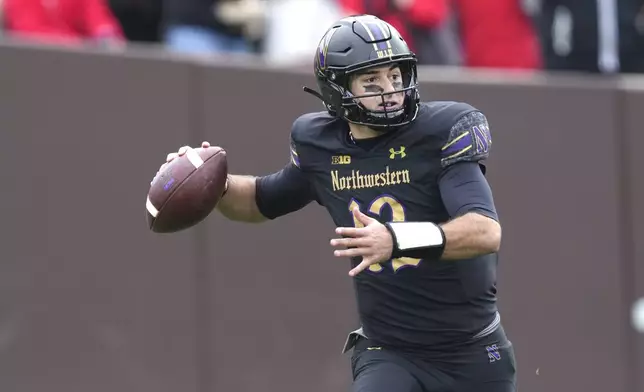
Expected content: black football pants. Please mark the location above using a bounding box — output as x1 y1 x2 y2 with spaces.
350 326 517 392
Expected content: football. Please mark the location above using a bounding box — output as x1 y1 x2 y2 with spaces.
146 146 228 233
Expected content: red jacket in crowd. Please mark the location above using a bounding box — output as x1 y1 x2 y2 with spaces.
338 0 448 54
3 0 124 45
453 0 542 69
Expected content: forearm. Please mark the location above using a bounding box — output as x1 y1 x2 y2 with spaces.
215 175 267 223
440 212 501 260
386 212 501 261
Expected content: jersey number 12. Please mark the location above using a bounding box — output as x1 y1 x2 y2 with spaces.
348 195 421 273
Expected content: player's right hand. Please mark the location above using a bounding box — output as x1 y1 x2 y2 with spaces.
151 141 212 185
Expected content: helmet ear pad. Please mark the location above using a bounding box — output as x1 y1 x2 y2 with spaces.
317 76 346 117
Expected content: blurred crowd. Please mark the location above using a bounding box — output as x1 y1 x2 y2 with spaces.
0 0 643 74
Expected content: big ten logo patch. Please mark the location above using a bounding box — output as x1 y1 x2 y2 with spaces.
332 155 351 165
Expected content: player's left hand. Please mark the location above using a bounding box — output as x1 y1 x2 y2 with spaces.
330 208 394 277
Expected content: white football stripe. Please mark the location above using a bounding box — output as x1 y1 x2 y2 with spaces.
146 196 159 217
185 148 204 169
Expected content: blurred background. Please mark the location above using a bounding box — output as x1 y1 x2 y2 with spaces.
1 0 643 72
0 1 643 392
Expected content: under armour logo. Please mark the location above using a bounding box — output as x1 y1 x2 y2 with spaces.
486 344 501 363
389 146 406 159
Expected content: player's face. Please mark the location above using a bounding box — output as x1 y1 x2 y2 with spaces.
349 65 405 113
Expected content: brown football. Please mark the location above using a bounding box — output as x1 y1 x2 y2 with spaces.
146 146 228 233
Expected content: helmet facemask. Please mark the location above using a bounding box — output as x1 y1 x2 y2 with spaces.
345 61 419 130
323 59 420 131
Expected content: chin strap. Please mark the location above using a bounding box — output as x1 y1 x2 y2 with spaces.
303 86 324 101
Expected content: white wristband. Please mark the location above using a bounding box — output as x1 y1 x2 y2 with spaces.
387 222 444 250
385 222 446 260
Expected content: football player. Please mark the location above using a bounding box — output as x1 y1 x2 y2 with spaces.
156 14 516 392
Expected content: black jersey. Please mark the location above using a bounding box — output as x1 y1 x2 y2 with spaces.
257 101 500 353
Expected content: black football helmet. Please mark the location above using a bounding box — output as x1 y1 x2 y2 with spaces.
303 14 420 131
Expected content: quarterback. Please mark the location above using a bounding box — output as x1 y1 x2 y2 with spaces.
157 14 516 392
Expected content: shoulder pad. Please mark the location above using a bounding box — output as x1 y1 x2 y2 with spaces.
290 111 335 145
411 101 478 137
440 110 492 168
289 111 334 169
422 101 477 122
